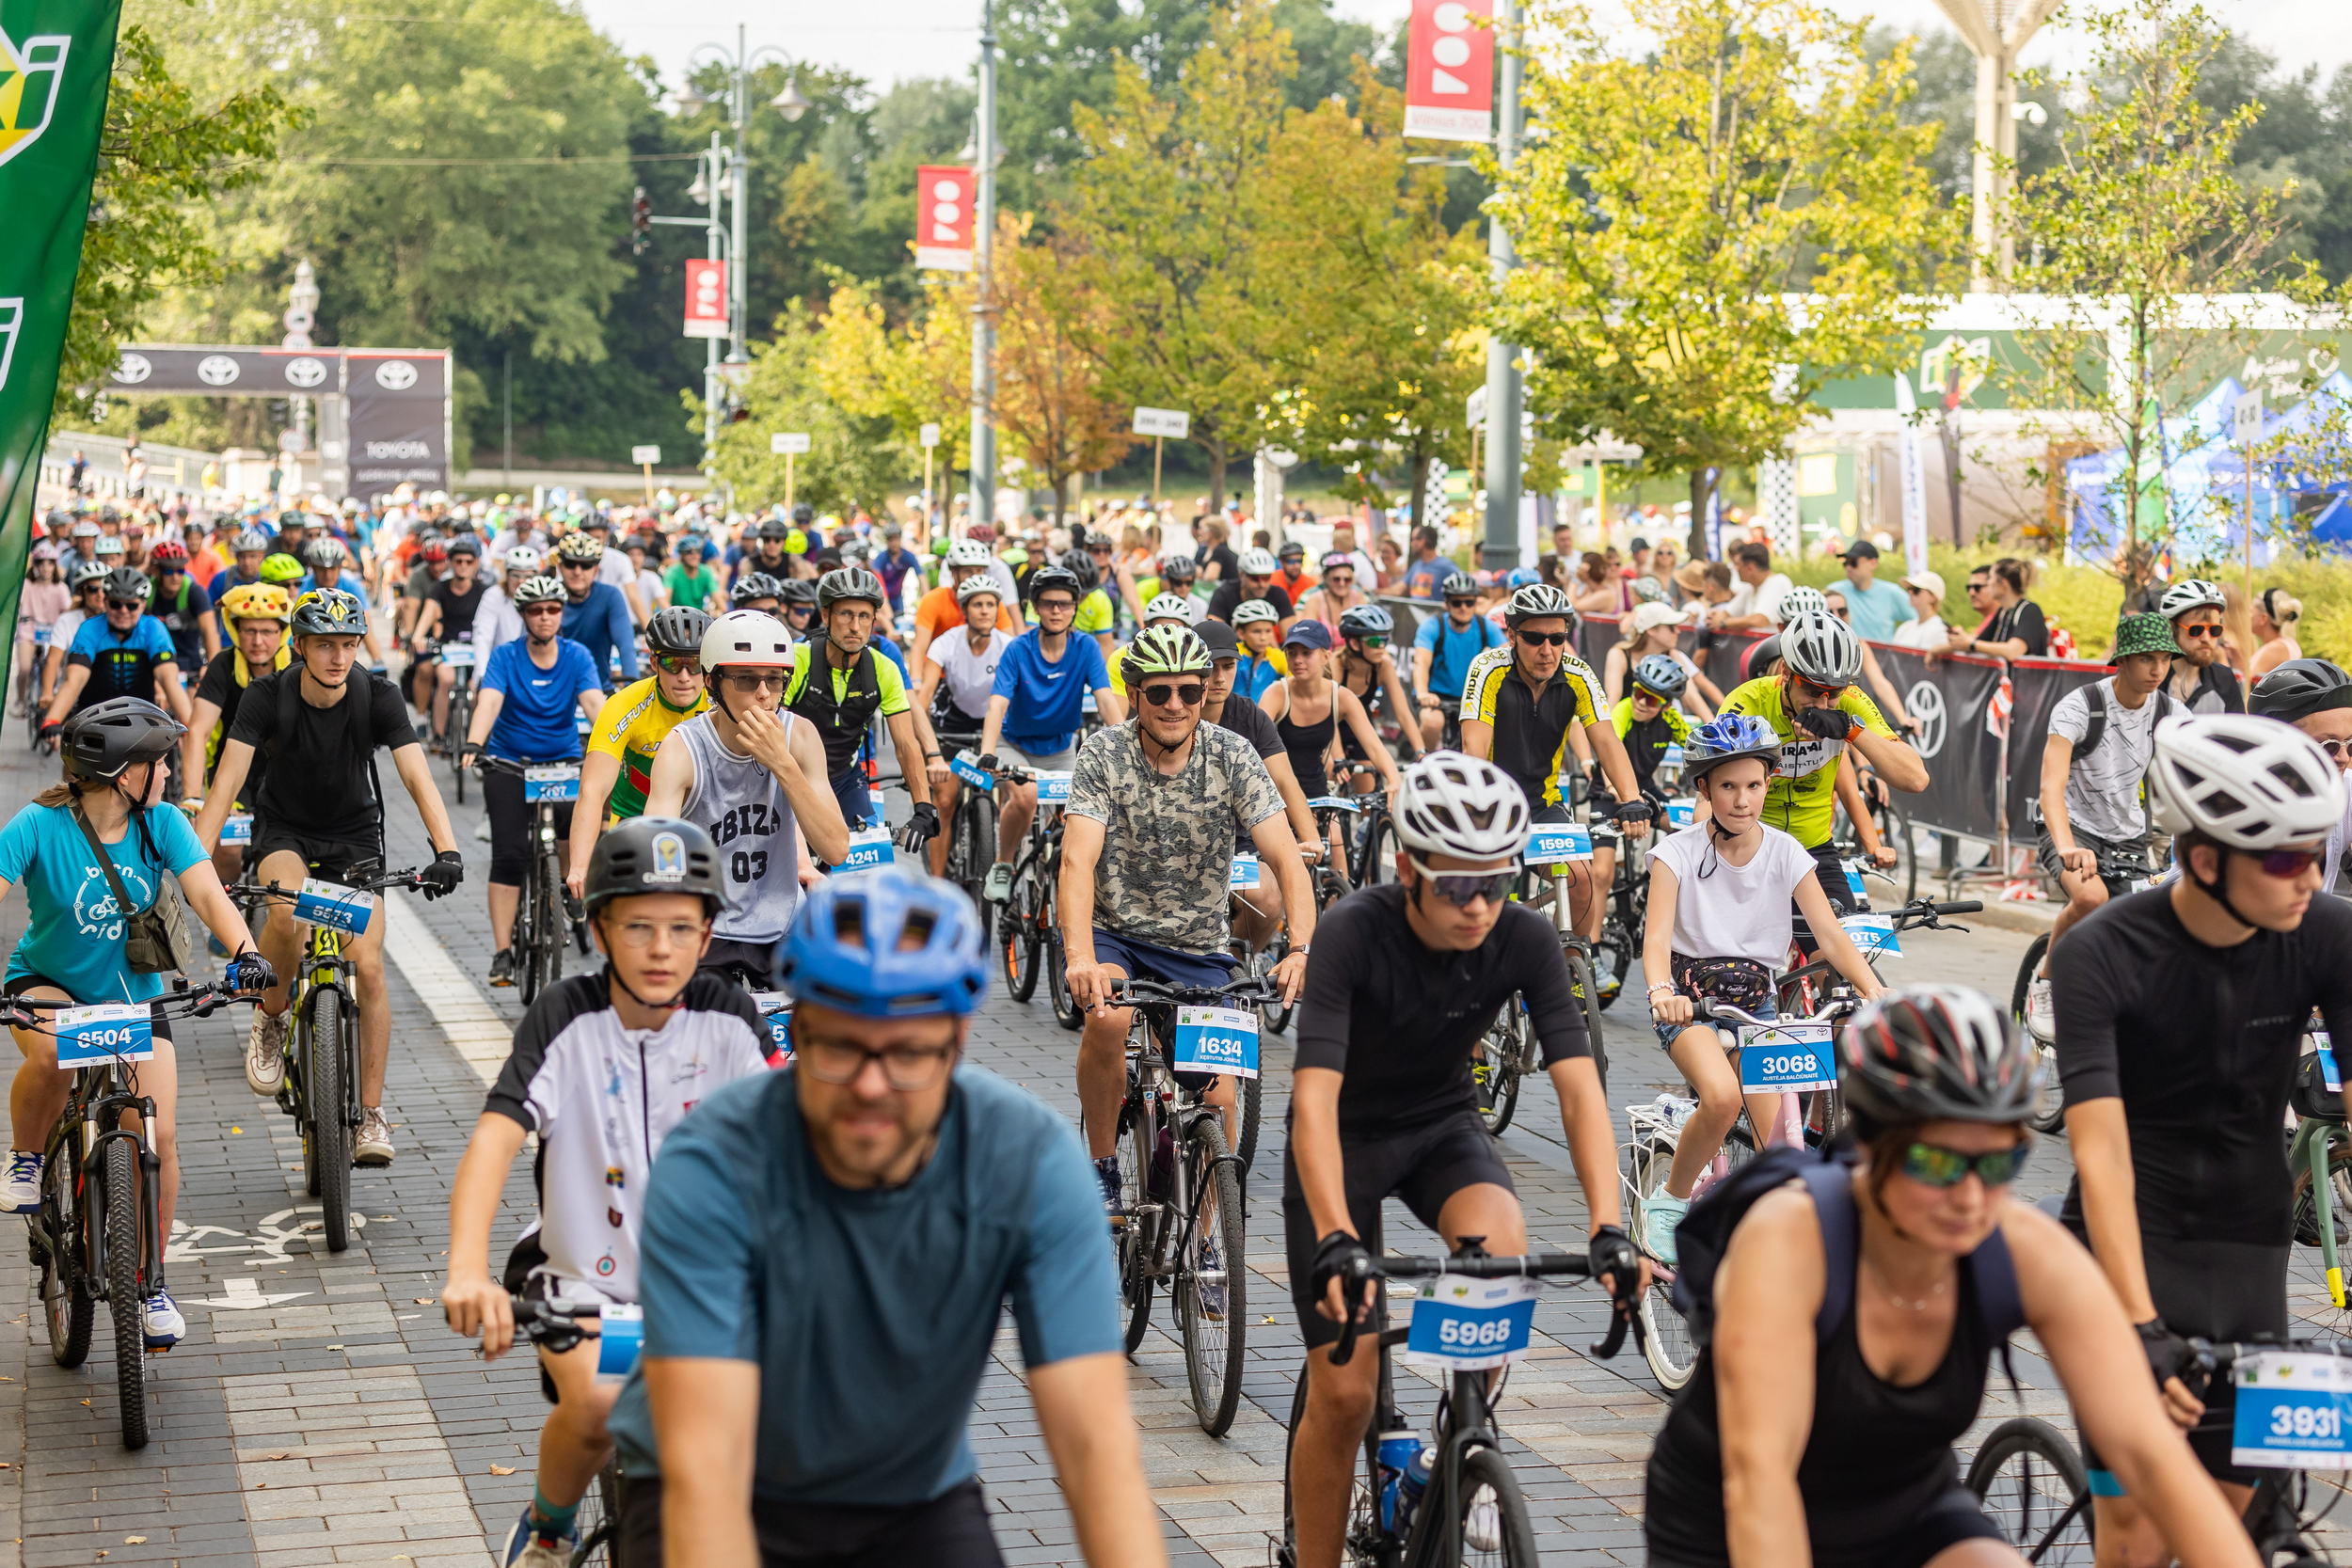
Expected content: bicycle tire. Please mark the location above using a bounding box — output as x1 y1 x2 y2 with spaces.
2291 1137 2352 1249
450 688 472 805
1477 1000 1526 1137
519 853 548 1006
1964 1416 2093 1564
1632 1141 1699 1392
1591 916 1633 1012
1360 810 1401 887
1000 863 1041 1003
1256 933 1295 1037
104 1136 149 1449
567 1461 618 1566
1178 1120 1247 1436
1047 932 1083 1032
309 988 353 1252
1119 1096 1155 1355
541 840 567 990
2009 932 2064 1135
1450 1444 1538 1566
1876 795 1918 906
40 1128 92 1370
1566 947 1609 1095
1237 1070 1263 1174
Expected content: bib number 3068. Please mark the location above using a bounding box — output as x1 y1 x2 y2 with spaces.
1403 1275 1539 1370
1739 1023 1836 1094
2233 1351 2352 1469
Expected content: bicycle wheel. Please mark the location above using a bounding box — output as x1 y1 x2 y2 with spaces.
567 1462 618 1567
1965 1417 2093 1564
2291 1138 2352 1249
449 688 472 804
540 842 567 989
104 1136 149 1449
519 858 549 1006
1452 1445 1538 1566
1631 1141 1700 1392
1565 947 1609 1094
1236 1069 1264 1174
1359 810 1401 887
308 988 353 1252
1177 1120 1247 1436
40 1129 92 1370
1476 1000 1526 1137
1118 1095 1156 1354
1254 932 1295 1037
1591 916 1633 1012
1000 862 1041 1003
2008 933 2064 1135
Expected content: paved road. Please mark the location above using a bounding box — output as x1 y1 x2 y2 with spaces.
0 724 2343 1566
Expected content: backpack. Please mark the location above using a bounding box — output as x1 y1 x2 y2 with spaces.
2071 678 2177 760
1668 1146 2024 1357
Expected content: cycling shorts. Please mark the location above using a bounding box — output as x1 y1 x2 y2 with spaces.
1281 1108 1514 1349
482 765 578 885
1647 1486 2001 1568
3 974 176 1045
697 936 780 988
249 827 383 888
616 1475 1002 1568
2033 826 2151 895
1000 738 1075 773
1790 841 1859 955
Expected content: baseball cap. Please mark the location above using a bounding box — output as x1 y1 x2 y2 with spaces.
1195 619 1240 658
1838 539 1880 562
2113 612 2184 659
1628 601 1682 637
1283 620 1335 651
1899 567 1947 603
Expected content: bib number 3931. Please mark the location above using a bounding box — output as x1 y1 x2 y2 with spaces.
294 878 372 935
1403 1275 1539 1370
54 1004 154 1068
1172 1006 1259 1079
2233 1351 2352 1469
1739 1022 1836 1094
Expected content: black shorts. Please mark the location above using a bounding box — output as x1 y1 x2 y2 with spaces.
1648 1485 2002 1568
698 935 780 987
1789 840 1857 953
3 974 176 1044
482 764 577 886
2034 826 2150 894
250 827 384 886
615 1474 1002 1568
1282 1108 1514 1349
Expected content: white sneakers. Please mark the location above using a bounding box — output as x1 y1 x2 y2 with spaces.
246 1008 288 1095
4 1150 43 1213
356 1107 395 1167
2025 976 2057 1044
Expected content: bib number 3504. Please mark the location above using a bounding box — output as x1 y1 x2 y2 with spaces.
2233 1351 2352 1469
1402 1275 1539 1370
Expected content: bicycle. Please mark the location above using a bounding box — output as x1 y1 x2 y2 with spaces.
992 763 1085 1033
2289 1031 2352 1300
1832 766 1917 907
1098 974 1279 1436
506 1291 633 1567
8 982 246 1449
478 754 583 1005
2009 846 2160 1133
228 864 428 1253
1273 1240 1613 1567
431 638 479 803
1777 896 1981 1019
1334 762 1402 891
939 748 999 947
1477 822 1611 1135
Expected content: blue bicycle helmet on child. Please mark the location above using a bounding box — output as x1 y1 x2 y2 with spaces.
1685 713 1781 782
776 866 990 1019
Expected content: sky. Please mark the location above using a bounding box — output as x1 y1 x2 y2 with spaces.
577 0 2352 96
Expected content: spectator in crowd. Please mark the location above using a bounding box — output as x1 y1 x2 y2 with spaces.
2221 580 2258 678
2250 587 2304 678
1642 541 1680 605
1550 520 1577 562
1891 568 1949 650
1374 534 1405 594
1676 560 1734 621
1571 551 1625 617
1194 517 1239 585
1949 557 2047 659
1402 526 1451 600
1708 543 1788 631
1327 522 1378 586
1836 539 1912 641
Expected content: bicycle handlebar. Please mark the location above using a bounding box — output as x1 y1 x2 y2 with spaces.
0 979 246 1032
1110 975 1283 1009
228 866 430 904
1328 1243 1598 1368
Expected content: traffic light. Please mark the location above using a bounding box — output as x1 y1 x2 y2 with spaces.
629 186 652 256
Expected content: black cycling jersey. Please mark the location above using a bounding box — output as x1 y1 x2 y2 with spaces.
1295 883 1586 1136
2052 887 2352 1245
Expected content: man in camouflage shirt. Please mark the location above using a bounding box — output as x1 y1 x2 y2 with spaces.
1061 624 1319 1212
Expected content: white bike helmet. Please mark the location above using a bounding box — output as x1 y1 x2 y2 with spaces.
1231 599 1279 628
1503 582 1576 627
953 572 1001 605
2156 578 2227 622
1773 585 1831 626
1781 610 1863 687
946 539 993 569
1237 547 1279 577
1143 593 1199 626
700 609 796 671
502 546 542 575
1393 752 1532 862
2147 715 2344 851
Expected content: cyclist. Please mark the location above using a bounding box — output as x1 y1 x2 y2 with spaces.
408 533 489 749
457 576 608 988
908 540 1021 670
1202 546 1295 626
1461 581 1653 943
2022 612 2183 1040
1061 624 1313 1208
1105 593 1200 698
1198 615 1320 936
258 549 312 601
2155 578 2247 715
734 515 794 590
644 611 847 982
1332 603 1422 777
475 545 541 663
2249 657 2352 895
1262 621 1402 874
1060 548 1120 655
1136 549 1200 613
1718 609 1927 923
783 567 937 846
1604 653 1698 811
40 562 112 715
976 564 1123 902
1643 987 2259 1568
606 864 1162 1566
916 574 1013 878
1293 552 1370 635
0 699 274 1351
195 590 465 1152
441 817 771 1568
1409 571 1502 749
728 571 784 621
1231 598 1287 702
146 539 220 673
1637 714 1885 1263
775 576 819 642
1288 752 1644 1568
2052 715 2352 1561
662 533 723 617
555 532 640 686
180 583 294 883
566 608 711 898
41 567 190 735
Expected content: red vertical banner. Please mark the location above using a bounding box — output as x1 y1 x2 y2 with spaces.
682 259 728 340
1405 0 1494 143
914 165 976 273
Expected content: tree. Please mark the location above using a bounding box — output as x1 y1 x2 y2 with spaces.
699 299 906 515
993 219 1135 522
1490 0 1951 559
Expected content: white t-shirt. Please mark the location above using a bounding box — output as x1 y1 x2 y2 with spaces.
928 626 1013 728
1648 821 1820 965
2046 677 2167 844
1891 614 1948 650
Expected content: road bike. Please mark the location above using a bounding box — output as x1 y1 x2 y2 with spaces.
478 755 585 1005
1273 1240 1613 1566
1334 762 1402 890
1477 823 1610 1134
1099 975 1278 1436
992 763 1085 1032
507 1291 631 1567
2009 845 2160 1133
937 746 998 947
229 864 428 1252
8 982 246 1449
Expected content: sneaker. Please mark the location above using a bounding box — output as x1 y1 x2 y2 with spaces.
982 863 1014 903
474 816 493 844
1195 1231 1229 1323
3 1150 43 1213
142 1290 185 1351
246 1008 288 1096
499 1508 575 1568
488 948 516 988
1643 1184 1690 1268
2026 975 2057 1043
355 1107 394 1167
1094 1155 1123 1219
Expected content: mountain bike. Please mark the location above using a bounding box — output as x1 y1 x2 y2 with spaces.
229 864 428 1252
8 982 246 1449
2009 846 2159 1133
1273 1240 1613 1567
939 748 999 947
433 638 479 803
478 755 582 1005
1481 820 1610 1134
507 1292 632 1567
1098 974 1278 1436
992 763 1084 1031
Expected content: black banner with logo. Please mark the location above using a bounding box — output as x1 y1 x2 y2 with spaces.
2002 657 2110 839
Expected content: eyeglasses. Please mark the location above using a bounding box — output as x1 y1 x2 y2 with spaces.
1035 597 1075 614
2176 622 2225 640
608 918 710 950
721 671 787 692
1900 1140 2030 1188
796 1033 957 1091
1516 630 1572 647
2254 846 2325 878
1407 857 1516 907
1139 681 1206 707
1357 635 1390 649
655 656 703 677
2315 738 2352 762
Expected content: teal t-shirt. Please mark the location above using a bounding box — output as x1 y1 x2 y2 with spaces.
0 800 207 1003
1839 577 1913 642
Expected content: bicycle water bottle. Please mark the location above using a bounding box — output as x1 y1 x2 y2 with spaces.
1403 1442 1435 1510
1375 1431 1419 1532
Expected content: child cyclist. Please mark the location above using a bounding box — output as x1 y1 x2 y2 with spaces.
1639 714 1884 1265
440 817 774 1568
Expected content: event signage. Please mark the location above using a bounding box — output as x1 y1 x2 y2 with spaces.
682 259 728 340
1404 0 1494 143
914 166 976 272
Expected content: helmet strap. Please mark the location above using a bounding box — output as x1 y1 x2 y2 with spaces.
2184 849 2259 934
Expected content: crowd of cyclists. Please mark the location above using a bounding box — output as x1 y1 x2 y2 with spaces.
8 482 2352 1568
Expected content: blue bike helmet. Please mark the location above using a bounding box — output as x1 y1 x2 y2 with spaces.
1686 713 1782 783
777 866 989 1019
1630 654 1689 702
1506 566 1542 589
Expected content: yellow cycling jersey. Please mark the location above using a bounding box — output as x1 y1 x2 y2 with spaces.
1717 675 1896 848
1463 644 1606 807
587 676 711 820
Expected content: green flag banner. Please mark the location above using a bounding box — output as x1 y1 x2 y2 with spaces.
0 1 122 721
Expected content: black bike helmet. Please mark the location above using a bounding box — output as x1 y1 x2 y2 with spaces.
646 606 710 657
731 571 784 607
778 578 819 608
583 816 726 918
1839 983 2042 1133
2251 657 2352 722
103 566 152 605
290 587 370 637
755 517 791 544
1025 564 1083 603
1338 604 1393 641
62 697 183 783
791 502 815 526
816 567 885 611
1059 548 1100 594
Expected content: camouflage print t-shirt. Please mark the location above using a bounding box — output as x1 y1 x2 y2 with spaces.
1067 719 1285 957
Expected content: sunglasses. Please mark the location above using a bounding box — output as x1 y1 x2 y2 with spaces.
1792 673 1848 700
655 656 703 677
1358 635 1390 649
1516 630 1572 647
2316 738 2351 762
2176 623 2225 640
105 599 146 612
2253 846 2325 878
1445 596 1478 609
1139 681 1205 707
1035 597 1075 613
1900 1141 2030 1188
1407 857 1516 907
1965 581 1990 594
523 604 565 616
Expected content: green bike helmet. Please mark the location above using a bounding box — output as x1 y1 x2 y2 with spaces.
259 552 308 585
1122 624 1212 678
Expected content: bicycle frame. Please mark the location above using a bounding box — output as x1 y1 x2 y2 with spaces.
57 1058 164 1313
295 920 360 1130
2294 1113 2351 1307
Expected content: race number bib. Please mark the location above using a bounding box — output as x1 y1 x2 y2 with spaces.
1665 800 1694 829
1032 770 1072 805
750 990 793 1066
294 878 372 935
2233 1351 2352 1469
439 642 476 669
832 827 892 874
31 626 51 648
219 813 254 845
1172 1006 1259 1079
949 752 994 790
1840 911 1900 958
2316 1031 2340 1094
1661 741 1685 770
1524 822 1592 865
1229 853 1261 890
596 1303 645 1379
1739 1023 1836 1094
1402 1275 1539 1370
523 764 581 802
1306 796 1360 814
54 1004 154 1068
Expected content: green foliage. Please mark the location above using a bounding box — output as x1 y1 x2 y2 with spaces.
697 303 906 515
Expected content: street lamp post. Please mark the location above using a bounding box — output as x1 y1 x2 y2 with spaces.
968 0 998 531
1479 0 1524 571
